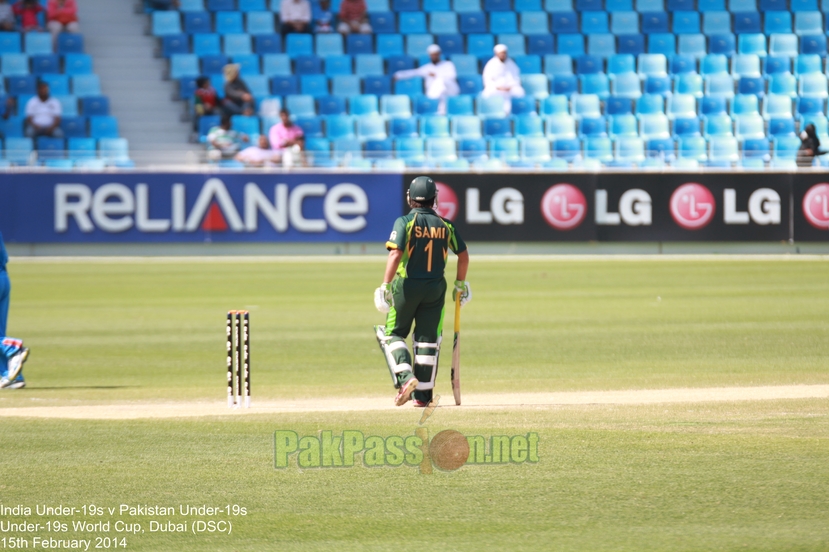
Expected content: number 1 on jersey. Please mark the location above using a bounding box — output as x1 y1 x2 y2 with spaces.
424 239 433 272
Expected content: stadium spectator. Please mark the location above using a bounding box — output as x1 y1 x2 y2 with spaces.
193 76 219 131
312 0 334 33
46 0 79 43
207 115 249 160
25 81 62 138
280 0 311 37
337 0 370 34
13 0 45 32
235 135 279 166
268 108 304 153
0 0 15 32
394 44 458 115
481 43 525 115
798 124 821 167
222 64 254 117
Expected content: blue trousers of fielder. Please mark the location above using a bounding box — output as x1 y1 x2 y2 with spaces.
385 276 446 404
0 270 23 379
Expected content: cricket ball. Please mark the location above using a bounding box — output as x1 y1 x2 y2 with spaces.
429 430 469 471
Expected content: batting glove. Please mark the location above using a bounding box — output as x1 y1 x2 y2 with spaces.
374 283 392 313
452 280 472 307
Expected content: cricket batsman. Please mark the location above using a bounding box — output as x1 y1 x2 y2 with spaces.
374 176 471 407
0 231 29 389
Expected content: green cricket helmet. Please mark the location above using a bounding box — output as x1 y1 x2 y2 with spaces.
409 176 437 202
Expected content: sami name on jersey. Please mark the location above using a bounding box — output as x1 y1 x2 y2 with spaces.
385 208 467 280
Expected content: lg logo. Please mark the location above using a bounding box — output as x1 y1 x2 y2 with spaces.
541 184 587 230
803 183 829 230
670 183 781 230
670 183 716 230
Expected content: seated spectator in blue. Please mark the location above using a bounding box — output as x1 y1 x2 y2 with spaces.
394 44 459 115
13 0 45 32
222 63 254 117
236 135 280 166
0 0 15 31
281 0 312 37
207 115 250 160
194 76 219 131
482 44 525 115
313 0 334 33
337 0 371 35
147 0 179 9
25 81 62 138
268 108 305 154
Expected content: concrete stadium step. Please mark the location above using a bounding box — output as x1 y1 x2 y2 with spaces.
77 0 197 159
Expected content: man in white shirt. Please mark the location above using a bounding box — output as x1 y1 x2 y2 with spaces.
393 45 459 115
481 43 525 115
280 0 311 37
25 81 62 138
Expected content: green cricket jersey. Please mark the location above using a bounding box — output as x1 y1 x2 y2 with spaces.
385 208 467 280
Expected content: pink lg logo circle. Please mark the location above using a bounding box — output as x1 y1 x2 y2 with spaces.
670 183 716 230
541 184 587 230
434 182 458 221
803 183 829 230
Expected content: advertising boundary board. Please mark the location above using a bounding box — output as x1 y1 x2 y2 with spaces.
413 173 829 243
0 172 827 243
0 173 404 243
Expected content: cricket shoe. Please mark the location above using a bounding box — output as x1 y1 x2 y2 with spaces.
5 347 29 383
0 375 25 389
412 399 429 408
394 377 419 407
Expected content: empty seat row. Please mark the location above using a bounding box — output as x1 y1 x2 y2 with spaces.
2 75 101 97
0 54 94 76
0 32 83 55
0 137 130 167
0 116 119 139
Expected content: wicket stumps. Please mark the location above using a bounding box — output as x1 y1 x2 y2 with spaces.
227 310 251 408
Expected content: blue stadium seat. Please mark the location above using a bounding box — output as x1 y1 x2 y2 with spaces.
447 95 474 114
355 54 384 76
398 12 427 34
578 0 604 8
422 115 451 135
667 93 697 118
606 96 632 113
32 54 59 75
184 11 212 34
386 54 414 72
709 33 736 55
270 75 298 95
437 33 464 54
673 11 700 33
81 96 110 116
641 12 668 32
430 11 459 33
582 73 611 97
732 54 761 77
357 115 388 140
800 35 827 55
512 97 538 115
377 36 404 60
316 34 344 57
646 75 672 95
647 33 675 55
769 116 796 135
772 135 800 167
579 116 607 136
587 33 616 57
43 74 70 95
390 117 419 137
153 11 182 36
735 113 765 140
72 75 101 97
483 117 512 136
58 116 86 138
760 0 788 10
23 32 50 55
89 116 119 139
67 137 96 159
544 54 573 76
523 73 550 97
57 33 84 54
638 53 667 76
350 94 380 115
324 55 352 75
795 53 821 75
552 73 579 95
490 11 518 33
575 54 602 74
224 34 252 56
416 96 441 114
239 0 266 10
394 0 421 10
670 54 696 74
738 33 768 56
728 0 756 10
162 34 190 57
5 76 34 96
366 0 392 11
452 114 484 136
459 137 488 161
799 73 829 97
318 96 347 116
733 12 761 34
287 34 314 57
200 53 229 75
607 0 632 8
668 0 694 9
765 11 793 33
406 34 434 57
363 75 391 95
677 34 707 58
397 138 426 165
216 12 244 34
769 34 799 57
553 137 581 160
232 53 260 75
582 11 609 33
208 0 235 10
557 34 584 56
610 113 638 135
515 54 542 73
618 34 646 54
370 12 397 33
545 0 574 10
703 11 731 35
522 11 550 33
485 0 512 9
381 94 412 117
527 34 555 55
254 34 281 54
611 12 639 34
247 11 274 34
245 75 269 97
574 93 603 116
295 55 322 75
285 94 317 118
454 0 483 11
1 53 28 75
0 32 20 54
764 94 793 119
296 117 324 138
792 0 817 8
675 72 704 96
499 33 527 54
611 71 643 98
231 115 261 136
490 137 520 163
193 33 221 56
425 0 450 10
458 74 483 94
263 54 291 76
477 95 506 116
521 136 552 162
326 114 356 139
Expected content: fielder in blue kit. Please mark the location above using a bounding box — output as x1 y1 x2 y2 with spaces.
0 232 29 389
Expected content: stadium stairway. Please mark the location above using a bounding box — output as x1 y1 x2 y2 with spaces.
78 0 199 164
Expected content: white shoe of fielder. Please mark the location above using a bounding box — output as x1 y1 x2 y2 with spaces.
5 347 29 383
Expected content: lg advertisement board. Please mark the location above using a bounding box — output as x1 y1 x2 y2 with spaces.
418 173 829 242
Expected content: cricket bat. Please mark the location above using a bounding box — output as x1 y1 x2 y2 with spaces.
450 292 461 406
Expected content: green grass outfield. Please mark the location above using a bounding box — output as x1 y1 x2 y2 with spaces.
1 257 828 551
